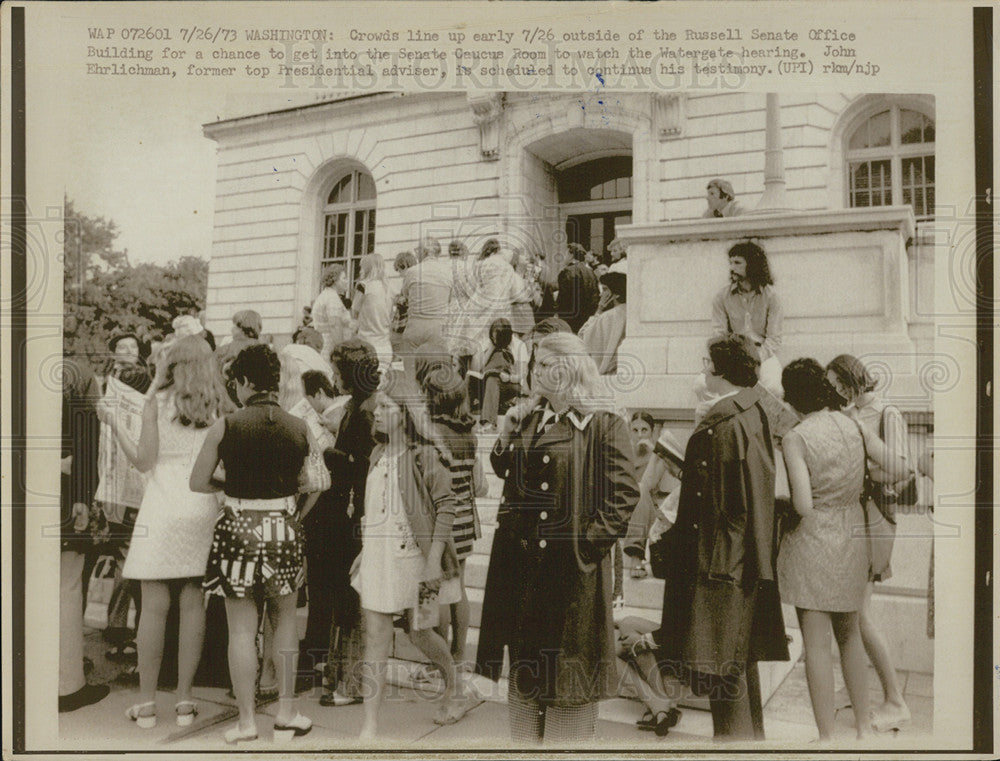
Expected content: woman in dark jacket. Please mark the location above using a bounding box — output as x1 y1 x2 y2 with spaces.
476 331 639 743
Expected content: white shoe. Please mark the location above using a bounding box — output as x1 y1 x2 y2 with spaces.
125 701 156 729
871 703 911 732
223 722 258 743
175 700 198 727
273 712 312 741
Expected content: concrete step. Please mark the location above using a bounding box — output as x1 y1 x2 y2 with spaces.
392 621 803 711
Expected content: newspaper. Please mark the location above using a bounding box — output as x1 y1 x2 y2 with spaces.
94 375 147 522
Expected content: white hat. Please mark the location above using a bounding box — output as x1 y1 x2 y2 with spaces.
172 314 202 338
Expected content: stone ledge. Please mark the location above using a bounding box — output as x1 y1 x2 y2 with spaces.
617 206 916 245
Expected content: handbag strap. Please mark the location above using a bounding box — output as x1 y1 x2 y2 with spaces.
851 417 878 573
853 418 872 509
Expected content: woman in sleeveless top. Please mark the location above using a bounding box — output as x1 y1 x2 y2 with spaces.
827 354 913 732
98 335 230 730
190 344 312 743
777 359 908 742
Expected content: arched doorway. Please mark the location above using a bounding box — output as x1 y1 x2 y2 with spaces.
558 155 633 261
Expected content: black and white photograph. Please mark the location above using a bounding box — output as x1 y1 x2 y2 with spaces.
3 1 992 757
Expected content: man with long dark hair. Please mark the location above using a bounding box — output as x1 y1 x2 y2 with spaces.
711 241 783 395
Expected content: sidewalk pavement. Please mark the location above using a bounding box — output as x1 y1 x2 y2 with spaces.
58 625 933 753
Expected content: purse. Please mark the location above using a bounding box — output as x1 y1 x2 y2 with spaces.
868 406 918 518
299 431 333 494
855 419 895 580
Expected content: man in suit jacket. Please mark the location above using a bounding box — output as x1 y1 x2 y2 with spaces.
60 354 111 712
555 244 600 334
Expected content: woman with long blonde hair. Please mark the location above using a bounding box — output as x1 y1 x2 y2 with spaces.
352 253 394 371
476 331 638 743
97 335 231 730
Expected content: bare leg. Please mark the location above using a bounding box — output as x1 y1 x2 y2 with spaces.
359 609 394 739
259 603 276 689
631 651 682 714
175 582 206 707
858 582 908 722
267 592 303 725
136 581 170 713
225 596 260 732
407 624 459 700
450 562 470 664
797 608 836 740
832 611 873 740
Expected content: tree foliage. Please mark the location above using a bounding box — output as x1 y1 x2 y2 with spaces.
63 198 208 370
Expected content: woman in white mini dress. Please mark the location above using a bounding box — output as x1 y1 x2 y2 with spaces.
353 374 473 739
99 335 230 730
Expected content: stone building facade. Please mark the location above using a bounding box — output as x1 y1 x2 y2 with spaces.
204 90 936 675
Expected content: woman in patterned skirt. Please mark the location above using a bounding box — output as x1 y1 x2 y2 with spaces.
420 369 487 671
777 359 908 742
98 335 230 730
190 343 312 743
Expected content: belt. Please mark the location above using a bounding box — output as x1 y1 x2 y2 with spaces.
225 495 297 514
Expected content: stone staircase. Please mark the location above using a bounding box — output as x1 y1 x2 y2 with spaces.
390 434 802 708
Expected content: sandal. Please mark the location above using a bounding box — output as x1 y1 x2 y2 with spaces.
175 700 198 727
319 690 362 707
223 722 258 744
654 707 682 737
115 662 139 685
409 664 441 685
636 708 656 729
106 642 138 663
125 701 157 729
432 694 478 726
273 712 313 740
871 704 911 733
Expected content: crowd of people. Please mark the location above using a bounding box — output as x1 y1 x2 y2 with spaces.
58 177 932 745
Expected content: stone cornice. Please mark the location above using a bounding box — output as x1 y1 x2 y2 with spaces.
202 92 463 143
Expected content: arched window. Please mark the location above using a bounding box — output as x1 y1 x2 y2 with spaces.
847 106 934 220
322 168 376 288
558 156 633 261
